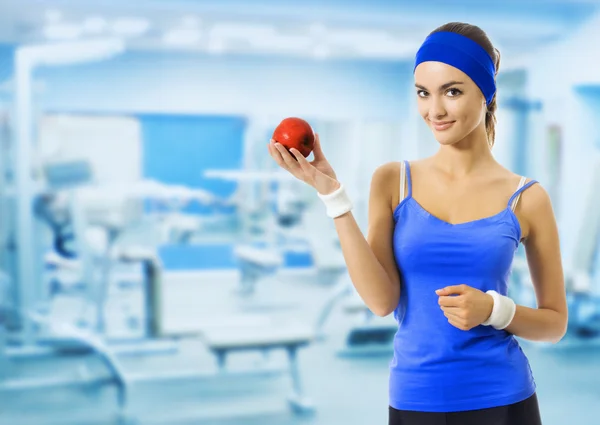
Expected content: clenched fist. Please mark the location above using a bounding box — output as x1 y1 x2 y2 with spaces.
436 284 494 331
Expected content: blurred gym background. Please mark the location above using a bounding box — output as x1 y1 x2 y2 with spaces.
0 0 598 424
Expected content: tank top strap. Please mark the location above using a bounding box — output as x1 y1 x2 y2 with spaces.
404 160 413 199
507 177 538 211
399 160 413 201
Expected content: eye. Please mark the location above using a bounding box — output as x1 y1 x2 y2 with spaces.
447 88 463 97
417 90 428 98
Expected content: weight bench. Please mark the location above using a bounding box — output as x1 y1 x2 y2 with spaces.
199 321 315 415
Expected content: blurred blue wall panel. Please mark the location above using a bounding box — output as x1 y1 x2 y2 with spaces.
0 43 14 103
158 243 313 270
285 250 313 268
140 114 246 213
159 243 237 270
0 44 14 82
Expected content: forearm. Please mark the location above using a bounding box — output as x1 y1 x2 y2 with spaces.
504 305 567 343
333 211 399 316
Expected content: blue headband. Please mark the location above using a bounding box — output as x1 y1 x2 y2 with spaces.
414 31 496 105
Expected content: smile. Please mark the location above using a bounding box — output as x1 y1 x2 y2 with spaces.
432 121 455 131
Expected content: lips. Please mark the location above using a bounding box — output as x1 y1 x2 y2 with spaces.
431 121 455 131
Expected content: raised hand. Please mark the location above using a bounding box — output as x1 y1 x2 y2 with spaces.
268 133 341 195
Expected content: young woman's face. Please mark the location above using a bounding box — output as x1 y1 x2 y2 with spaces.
414 61 487 146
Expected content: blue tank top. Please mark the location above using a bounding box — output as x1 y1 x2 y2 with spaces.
389 160 537 413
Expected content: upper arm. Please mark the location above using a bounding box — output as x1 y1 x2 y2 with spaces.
519 183 567 319
366 162 401 290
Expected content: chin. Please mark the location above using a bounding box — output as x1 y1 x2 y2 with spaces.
435 136 456 145
432 130 459 146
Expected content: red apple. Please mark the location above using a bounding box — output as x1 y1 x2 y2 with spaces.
272 117 315 158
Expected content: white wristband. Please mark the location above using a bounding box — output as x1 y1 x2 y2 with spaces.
481 290 516 330
317 183 353 218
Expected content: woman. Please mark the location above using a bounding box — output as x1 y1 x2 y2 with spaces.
267 22 567 425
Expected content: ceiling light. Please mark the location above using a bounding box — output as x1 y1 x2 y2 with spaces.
210 22 276 39
111 17 150 37
163 28 202 46
82 16 108 34
43 23 82 40
327 29 396 45
21 38 125 67
248 34 312 51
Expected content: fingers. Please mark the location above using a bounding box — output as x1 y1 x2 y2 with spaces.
435 284 468 296
438 295 463 307
441 307 469 330
290 147 312 171
268 140 303 175
266 138 321 189
274 142 301 171
312 133 325 160
441 306 464 320
446 316 470 331
268 140 287 169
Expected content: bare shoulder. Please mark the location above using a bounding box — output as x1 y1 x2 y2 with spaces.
372 161 401 179
515 178 555 240
519 179 553 215
370 161 403 211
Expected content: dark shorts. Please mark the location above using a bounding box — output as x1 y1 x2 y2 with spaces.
389 392 542 425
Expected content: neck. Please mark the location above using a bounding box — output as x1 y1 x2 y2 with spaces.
432 125 495 177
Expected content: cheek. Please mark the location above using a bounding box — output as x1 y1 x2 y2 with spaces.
446 100 467 118
417 101 428 119
466 108 486 130
451 102 483 127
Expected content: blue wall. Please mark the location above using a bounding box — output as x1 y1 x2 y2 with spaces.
140 113 246 212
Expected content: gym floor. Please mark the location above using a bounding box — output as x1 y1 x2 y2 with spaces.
2 272 598 425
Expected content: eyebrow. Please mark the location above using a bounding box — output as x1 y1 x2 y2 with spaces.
415 81 465 91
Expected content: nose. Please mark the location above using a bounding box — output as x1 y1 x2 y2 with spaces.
428 96 447 121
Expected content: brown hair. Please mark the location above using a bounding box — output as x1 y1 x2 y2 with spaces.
429 22 501 148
